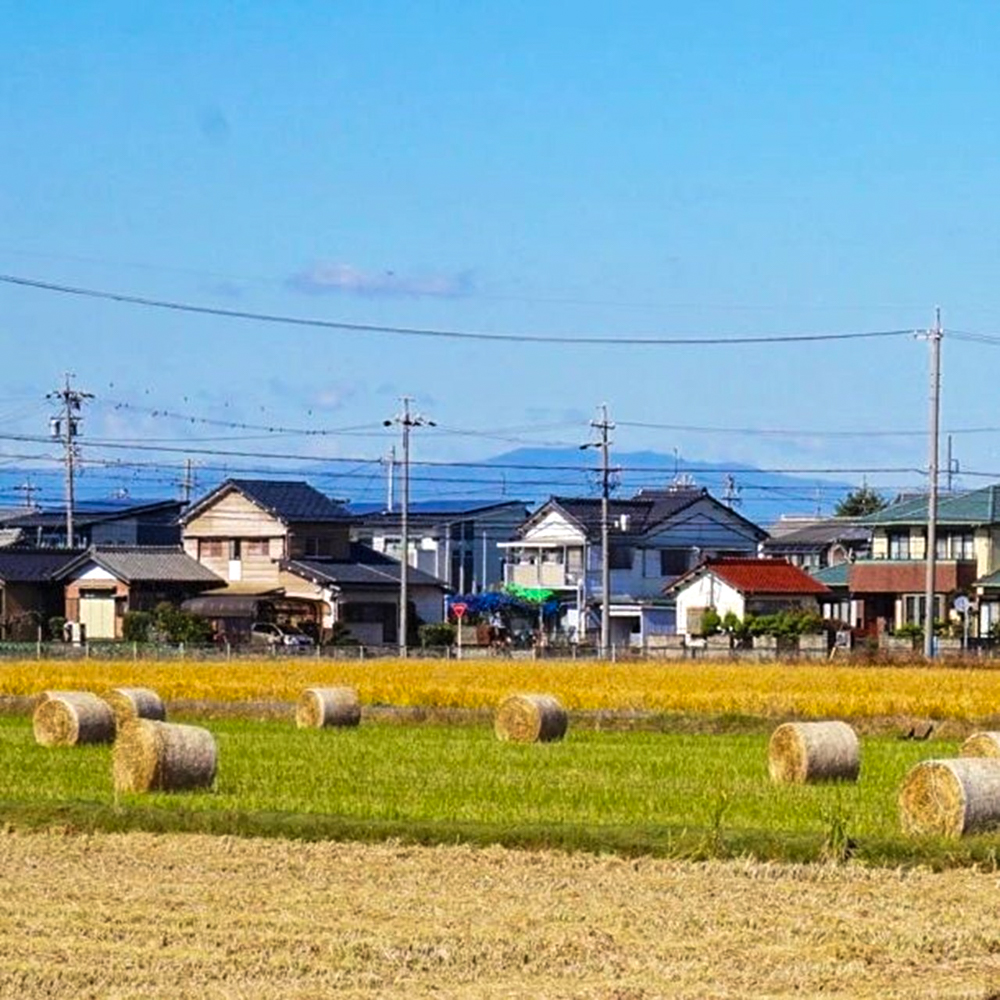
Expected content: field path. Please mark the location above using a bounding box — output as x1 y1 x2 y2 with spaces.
3 831 1000 998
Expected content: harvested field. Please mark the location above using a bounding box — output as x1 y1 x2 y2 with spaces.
2 831 1000 999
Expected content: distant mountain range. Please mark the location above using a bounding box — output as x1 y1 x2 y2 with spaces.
0 448 852 529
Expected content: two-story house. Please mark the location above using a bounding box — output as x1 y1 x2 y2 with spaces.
833 485 1000 635
350 499 529 593
499 487 768 647
0 499 184 549
179 479 447 644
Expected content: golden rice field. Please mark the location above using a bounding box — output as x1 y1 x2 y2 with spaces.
3 656 1000 721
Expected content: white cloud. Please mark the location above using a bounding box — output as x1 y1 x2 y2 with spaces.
288 262 473 298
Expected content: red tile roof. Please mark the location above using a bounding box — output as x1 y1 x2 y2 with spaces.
701 558 830 595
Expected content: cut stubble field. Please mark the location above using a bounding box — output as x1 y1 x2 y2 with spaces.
4 831 1000 999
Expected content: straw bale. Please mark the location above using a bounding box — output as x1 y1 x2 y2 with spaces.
295 687 361 729
767 721 859 784
33 691 116 747
899 757 1000 837
960 732 1000 758
113 719 217 793
102 687 166 730
494 693 568 743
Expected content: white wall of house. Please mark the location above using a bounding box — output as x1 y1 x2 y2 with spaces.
674 573 745 637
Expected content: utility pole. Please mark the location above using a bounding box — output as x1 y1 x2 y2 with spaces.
13 478 41 510
923 309 943 660
385 398 434 655
179 458 197 505
582 404 614 657
47 374 93 548
384 445 396 513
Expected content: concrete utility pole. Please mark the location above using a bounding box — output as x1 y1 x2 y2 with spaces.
47 373 93 548
923 309 943 659
582 404 615 656
180 458 197 505
384 445 396 513
385 398 434 655
13 478 41 510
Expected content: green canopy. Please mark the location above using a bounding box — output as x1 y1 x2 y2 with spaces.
504 583 555 604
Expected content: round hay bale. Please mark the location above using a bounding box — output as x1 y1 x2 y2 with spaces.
494 693 568 743
113 719 217 793
295 687 361 729
102 687 166 729
33 691 116 747
899 757 1000 837
960 732 1000 758
767 721 859 784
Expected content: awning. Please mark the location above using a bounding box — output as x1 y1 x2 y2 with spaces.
181 595 264 618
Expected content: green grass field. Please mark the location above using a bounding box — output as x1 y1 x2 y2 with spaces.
3 715 994 866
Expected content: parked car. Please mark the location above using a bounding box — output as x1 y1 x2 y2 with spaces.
249 622 315 648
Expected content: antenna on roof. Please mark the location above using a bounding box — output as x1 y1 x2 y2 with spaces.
13 478 41 511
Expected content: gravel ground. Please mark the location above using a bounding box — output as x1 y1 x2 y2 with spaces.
3 831 1000 998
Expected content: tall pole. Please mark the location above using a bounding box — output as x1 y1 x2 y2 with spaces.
385 398 434 655
582 404 614 656
924 308 943 659
47 373 93 548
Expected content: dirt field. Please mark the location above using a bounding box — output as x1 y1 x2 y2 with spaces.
3 831 1000 999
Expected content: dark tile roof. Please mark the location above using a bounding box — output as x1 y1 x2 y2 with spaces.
349 499 527 518
0 549 83 583
763 519 871 551
283 543 448 590
520 488 767 542
184 479 351 525
74 547 223 584
0 500 183 529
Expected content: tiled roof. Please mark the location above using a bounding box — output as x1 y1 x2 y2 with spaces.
183 479 351 525
864 485 1000 526
283 543 448 590
61 546 223 584
667 557 830 596
0 500 183 529
349 499 526 518
708 558 831 595
811 563 850 588
763 519 871 550
521 488 766 542
0 549 82 583
848 559 976 594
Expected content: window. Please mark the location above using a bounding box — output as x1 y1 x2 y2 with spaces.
245 539 270 557
888 532 911 560
660 548 689 576
304 537 335 557
608 545 633 570
902 594 945 625
200 539 224 559
937 532 974 560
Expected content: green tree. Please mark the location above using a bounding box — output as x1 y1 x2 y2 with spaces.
834 485 888 517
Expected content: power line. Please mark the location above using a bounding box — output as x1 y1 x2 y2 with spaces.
0 273 917 346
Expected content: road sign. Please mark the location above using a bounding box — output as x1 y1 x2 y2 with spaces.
954 596 970 613
451 602 468 619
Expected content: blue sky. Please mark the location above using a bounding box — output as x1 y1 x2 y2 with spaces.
2 2 1000 511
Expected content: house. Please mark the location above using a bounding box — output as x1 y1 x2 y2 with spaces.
761 516 871 571
57 546 223 640
665 557 831 639
843 485 1000 635
179 479 448 644
0 549 81 640
350 499 529 593
0 500 184 549
499 487 768 647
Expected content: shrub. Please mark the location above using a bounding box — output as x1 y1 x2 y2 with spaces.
122 611 153 643
419 622 456 647
152 602 214 644
48 616 66 642
700 608 722 637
